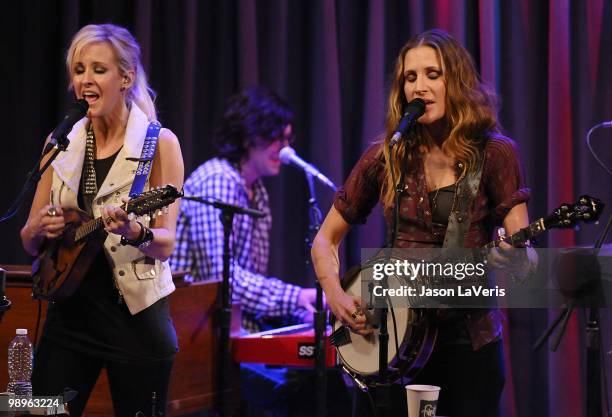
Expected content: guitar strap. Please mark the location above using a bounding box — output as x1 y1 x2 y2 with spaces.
127 121 162 197
442 142 486 248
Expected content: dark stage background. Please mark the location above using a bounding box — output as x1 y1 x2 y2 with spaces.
1 1 611 416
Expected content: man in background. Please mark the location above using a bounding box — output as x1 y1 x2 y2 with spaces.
171 86 316 332
171 87 349 416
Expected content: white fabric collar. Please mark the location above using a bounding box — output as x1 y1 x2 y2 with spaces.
51 104 151 197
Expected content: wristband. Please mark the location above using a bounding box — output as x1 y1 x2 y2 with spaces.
120 221 145 247
136 226 155 249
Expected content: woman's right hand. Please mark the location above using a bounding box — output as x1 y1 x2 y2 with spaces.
27 205 65 240
327 288 372 335
311 206 369 334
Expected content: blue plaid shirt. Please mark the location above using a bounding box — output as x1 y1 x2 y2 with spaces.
171 158 309 332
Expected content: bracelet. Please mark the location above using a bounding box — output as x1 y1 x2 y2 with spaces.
137 226 155 250
120 221 146 247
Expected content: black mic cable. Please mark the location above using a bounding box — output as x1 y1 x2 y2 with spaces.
586 120 612 177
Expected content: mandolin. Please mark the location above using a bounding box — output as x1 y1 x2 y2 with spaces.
31 184 183 302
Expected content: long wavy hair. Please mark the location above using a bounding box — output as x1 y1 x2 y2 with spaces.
380 29 499 209
66 24 157 121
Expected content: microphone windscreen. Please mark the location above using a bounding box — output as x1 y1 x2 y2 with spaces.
70 99 89 116
405 98 426 117
279 146 296 165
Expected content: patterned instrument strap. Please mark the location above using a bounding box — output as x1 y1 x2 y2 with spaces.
442 157 484 248
127 121 161 197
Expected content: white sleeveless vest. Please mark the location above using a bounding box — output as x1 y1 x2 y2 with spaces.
49 104 175 314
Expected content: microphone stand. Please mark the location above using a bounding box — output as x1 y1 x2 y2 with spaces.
536 120 612 416
181 196 265 417
0 136 70 223
533 212 612 417
371 140 408 417
302 172 327 417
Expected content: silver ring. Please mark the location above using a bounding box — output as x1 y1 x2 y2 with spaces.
47 207 58 217
106 217 114 225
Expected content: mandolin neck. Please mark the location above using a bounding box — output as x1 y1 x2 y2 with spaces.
75 217 106 242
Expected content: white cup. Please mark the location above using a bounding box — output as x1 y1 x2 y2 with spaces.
405 384 440 417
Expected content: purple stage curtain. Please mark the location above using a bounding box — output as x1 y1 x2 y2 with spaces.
1 2 610 416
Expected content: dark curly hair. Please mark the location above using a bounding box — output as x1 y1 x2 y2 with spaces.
213 86 294 163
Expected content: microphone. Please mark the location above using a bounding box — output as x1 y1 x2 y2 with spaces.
48 99 89 150
279 146 337 190
388 98 426 147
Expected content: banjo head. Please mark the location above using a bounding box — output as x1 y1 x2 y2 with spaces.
334 263 432 382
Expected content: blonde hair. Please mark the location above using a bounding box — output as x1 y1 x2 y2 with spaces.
380 29 499 209
66 24 157 121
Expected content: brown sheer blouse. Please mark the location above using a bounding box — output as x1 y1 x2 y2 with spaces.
334 135 531 350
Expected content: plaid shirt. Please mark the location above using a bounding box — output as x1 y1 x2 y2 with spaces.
171 158 309 332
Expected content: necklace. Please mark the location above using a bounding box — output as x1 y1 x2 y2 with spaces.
431 186 442 217
82 124 98 196
427 160 466 221
430 181 461 222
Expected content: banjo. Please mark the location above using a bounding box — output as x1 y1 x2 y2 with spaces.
330 195 604 385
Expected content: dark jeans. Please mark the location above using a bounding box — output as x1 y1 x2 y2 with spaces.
32 338 174 417
351 340 505 417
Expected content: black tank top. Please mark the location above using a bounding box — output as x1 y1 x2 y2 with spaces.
77 149 121 215
428 183 455 226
